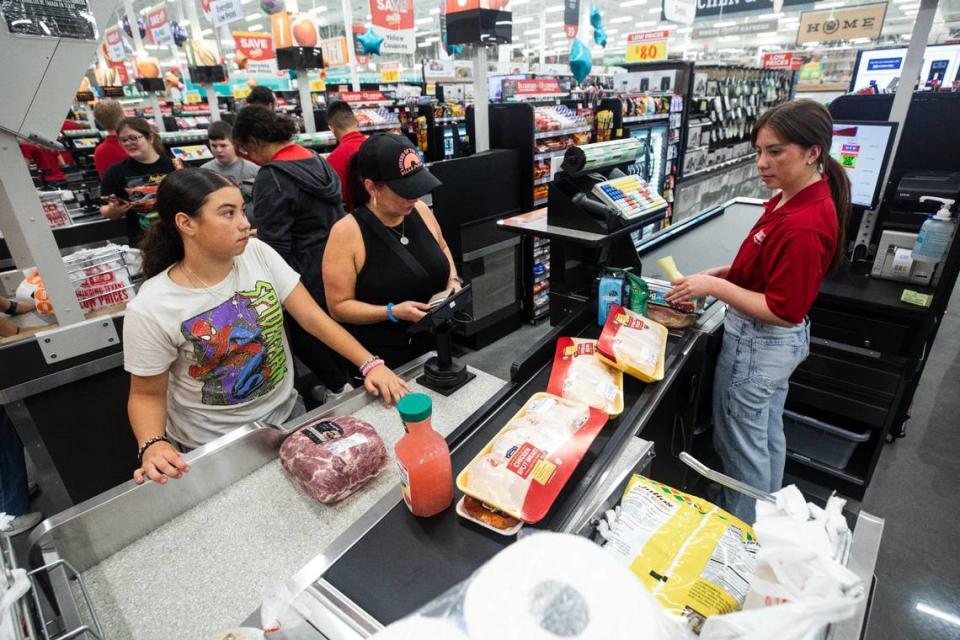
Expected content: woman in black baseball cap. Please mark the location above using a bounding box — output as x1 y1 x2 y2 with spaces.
323 134 462 369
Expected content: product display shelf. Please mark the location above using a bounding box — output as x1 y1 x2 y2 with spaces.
682 64 793 181
683 153 757 180
403 101 471 162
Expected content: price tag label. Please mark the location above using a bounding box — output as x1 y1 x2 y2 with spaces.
625 30 668 63
380 62 399 84
185 90 203 104
309 79 325 92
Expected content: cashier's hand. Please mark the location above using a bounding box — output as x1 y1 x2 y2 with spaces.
393 301 430 323
666 274 716 305
134 441 191 485
363 364 411 407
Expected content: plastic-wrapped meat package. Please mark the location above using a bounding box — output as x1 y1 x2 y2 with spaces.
280 416 388 504
457 393 607 523
547 337 624 416
597 304 668 382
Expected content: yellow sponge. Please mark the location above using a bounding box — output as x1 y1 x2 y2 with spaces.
656 256 684 282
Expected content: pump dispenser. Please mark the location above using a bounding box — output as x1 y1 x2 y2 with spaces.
912 197 956 264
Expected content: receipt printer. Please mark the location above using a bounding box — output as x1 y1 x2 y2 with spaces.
872 230 935 285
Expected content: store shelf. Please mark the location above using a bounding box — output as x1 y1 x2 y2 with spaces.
534 125 592 139
622 114 670 124
684 153 757 180
64 129 101 138
359 123 401 132
160 131 208 143
533 196 548 206
533 176 553 186
533 149 571 161
436 116 465 123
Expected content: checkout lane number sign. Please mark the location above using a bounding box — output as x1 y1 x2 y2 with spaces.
1 0 98 40
625 31 669 63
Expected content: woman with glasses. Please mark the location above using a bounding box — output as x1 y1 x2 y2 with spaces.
100 117 181 246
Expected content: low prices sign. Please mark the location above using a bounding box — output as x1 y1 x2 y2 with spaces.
762 51 795 70
515 78 562 95
380 61 399 83
104 25 124 62
626 30 668 63
234 32 277 75
146 4 173 46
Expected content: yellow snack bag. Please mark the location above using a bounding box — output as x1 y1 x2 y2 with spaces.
603 475 759 634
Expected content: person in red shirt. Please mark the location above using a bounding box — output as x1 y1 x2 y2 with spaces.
325 101 366 212
92 99 128 178
19 143 67 188
60 112 84 166
667 100 851 523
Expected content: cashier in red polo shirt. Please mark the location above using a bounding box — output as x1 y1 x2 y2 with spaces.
325 100 367 212
667 100 851 524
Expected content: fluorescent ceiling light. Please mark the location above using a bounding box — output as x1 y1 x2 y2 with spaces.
648 7 661 13
247 24 262 31
429 7 439 14
524 27 540 35
610 16 632 23
314 6 327 11
200 28 213 36
675 26 692 33
719 35 739 41
620 0 648 7
816 1 847 8
514 16 534 24
635 20 657 27
551 31 568 38
415 17 433 25
512 0 531 5
245 14 260 21
417 41 432 48
545 20 563 27
606 28 620 34
545 5 565 13
916 603 960 627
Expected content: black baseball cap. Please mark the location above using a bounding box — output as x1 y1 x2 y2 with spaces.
356 133 442 199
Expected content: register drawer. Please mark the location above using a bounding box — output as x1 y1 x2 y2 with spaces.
787 381 889 429
809 307 911 356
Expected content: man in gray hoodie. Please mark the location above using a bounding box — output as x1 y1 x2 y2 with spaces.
233 106 350 398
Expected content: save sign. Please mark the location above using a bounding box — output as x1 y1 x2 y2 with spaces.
234 32 278 75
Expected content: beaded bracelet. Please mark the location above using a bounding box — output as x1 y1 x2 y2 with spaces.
360 357 385 378
137 435 171 464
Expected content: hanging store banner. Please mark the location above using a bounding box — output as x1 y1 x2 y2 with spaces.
564 0 581 38
234 31 277 75
692 18 778 38
370 0 415 55
761 51 794 70
104 25 125 62
320 36 350 68
625 30 669 63
211 0 243 27
797 2 886 44
692 0 811 20
662 0 695 25
146 4 173 47
200 0 213 21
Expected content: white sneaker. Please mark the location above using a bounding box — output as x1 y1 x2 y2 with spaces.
4 512 42 536
325 383 354 403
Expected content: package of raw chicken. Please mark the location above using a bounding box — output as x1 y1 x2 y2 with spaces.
457 393 607 524
546 337 624 416
596 304 668 382
280 416 388 504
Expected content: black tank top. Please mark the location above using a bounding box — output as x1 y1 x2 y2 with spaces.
351 205 450 367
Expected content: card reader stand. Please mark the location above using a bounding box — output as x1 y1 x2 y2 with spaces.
409 285 476 395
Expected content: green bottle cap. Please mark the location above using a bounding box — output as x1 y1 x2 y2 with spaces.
398 393 432 423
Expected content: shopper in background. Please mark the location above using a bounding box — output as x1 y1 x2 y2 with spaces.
93 99 129 178
99 117 179 246
59 111 84 167
0 295 36 338
125 169 408 484
232 106 352 399
667 99 849 523
246 85 277 111
325 101 366 212
19 142 68 189
324 134 459 369
202 121 259 225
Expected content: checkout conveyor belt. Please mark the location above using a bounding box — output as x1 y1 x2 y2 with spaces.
311 305 704 629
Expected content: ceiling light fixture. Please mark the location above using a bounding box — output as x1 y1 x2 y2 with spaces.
610 16 633 23
619 0 647 6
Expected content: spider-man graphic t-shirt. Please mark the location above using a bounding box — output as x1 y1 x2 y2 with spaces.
124 239 301 448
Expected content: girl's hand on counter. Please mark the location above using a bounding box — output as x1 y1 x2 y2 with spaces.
134 442 191 485
364 365 411 407
667 274 717 304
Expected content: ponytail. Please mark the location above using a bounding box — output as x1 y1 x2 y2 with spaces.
822 153 851 273
140 168 233 278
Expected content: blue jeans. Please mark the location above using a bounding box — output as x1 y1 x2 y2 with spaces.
712 308 810 524
0 407 30 516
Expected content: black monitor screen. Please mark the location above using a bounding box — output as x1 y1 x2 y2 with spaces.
830 120 897 209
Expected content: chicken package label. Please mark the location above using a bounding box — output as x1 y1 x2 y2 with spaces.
597 304 668 383
547 337 625 416
457 393 607 523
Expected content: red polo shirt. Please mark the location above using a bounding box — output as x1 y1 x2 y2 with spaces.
325 130 366 211
270 143 313 162
726 178 838 324
94 135 129 178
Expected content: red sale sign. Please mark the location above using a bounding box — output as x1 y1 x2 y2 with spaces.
233 31 277 75
516 78 562 95
762 52 795 70
146 4 173 47
340 90 389 103
370 0 415 54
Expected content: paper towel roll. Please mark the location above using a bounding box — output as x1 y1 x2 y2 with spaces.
464 532 666 640
372 616 469 639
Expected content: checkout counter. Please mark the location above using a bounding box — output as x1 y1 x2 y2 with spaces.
20 195 884 640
